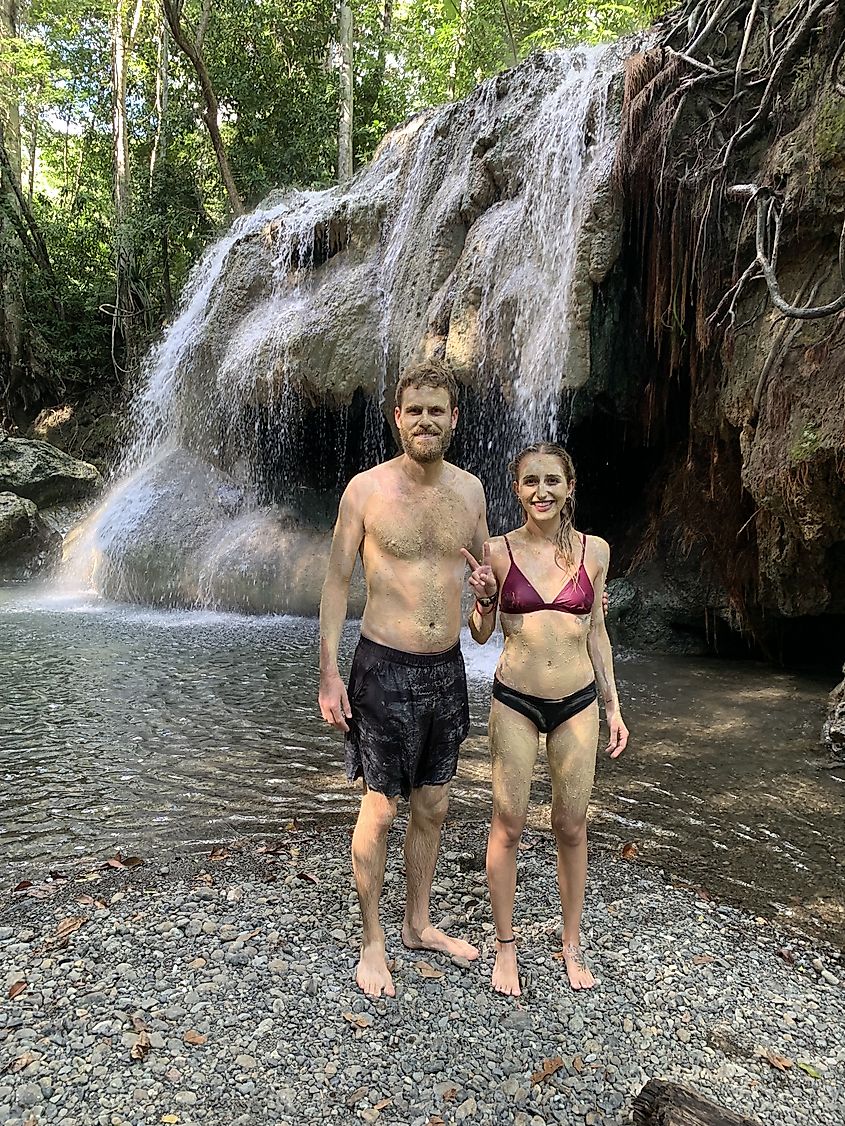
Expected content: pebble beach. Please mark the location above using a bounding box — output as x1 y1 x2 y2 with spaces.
2 822 843 1126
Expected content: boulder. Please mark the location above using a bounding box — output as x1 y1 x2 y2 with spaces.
0 435 103 506
0 491 61 572
823 666 845 760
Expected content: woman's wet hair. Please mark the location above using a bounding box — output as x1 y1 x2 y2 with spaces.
509 443 578 570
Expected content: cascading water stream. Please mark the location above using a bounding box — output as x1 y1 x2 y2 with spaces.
61 44 623 613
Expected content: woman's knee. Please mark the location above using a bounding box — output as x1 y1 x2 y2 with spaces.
489 810 526 850
551 808 586 849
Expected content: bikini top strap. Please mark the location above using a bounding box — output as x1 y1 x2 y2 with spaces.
503 534 514 562
579 532 587 565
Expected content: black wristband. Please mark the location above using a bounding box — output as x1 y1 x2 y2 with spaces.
476 591 498 607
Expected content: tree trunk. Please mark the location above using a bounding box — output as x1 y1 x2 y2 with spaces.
162 0 244 216
338 3 353 183
149 8 169 190
111 0 138 380
448 0 471 101
0 0 23 422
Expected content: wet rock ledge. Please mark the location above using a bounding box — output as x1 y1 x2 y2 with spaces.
1 823 842 1126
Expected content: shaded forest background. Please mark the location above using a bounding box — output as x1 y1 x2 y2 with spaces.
0 0 667 431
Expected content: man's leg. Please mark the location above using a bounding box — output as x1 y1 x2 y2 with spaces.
486 699 539 996
546 701 599 990
401 783 479 960
352 784 399 997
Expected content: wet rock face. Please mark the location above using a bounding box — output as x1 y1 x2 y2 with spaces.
0 492 61 573
0 436 103 507
824 667 845 759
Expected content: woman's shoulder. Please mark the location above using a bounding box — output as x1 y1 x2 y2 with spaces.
581 532 610 561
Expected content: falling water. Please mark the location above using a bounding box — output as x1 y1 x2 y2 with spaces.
61 44 622 611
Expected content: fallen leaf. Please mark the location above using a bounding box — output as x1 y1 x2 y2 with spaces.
441 1085 458 1101
257 841 288 855
692 954 715 965
9 1051 34 1072
194 872 213 886
208 846 229 861
426 1117 445 1126
620 842 639 861
776 947 796 965
531 1056 564 1085
187 957 207 970
8 981 28 1000
296 871 319 884
105 854 127 869
161 1116 180 1124
183 1029 207 1046
289 846 301 858
796 1061 822 1079
132 1015 148 1033
12 880 33 893
754 1046 793 1071
343 1012 371 1029
45 917 84 948
285 818 300 831
695 886 713 902
48 870 68 881
373 1098 392 1110
122 856 144 869
130 1030 151 1061
572 1055 584 1073
415 961 444 980
345 1086 368 1106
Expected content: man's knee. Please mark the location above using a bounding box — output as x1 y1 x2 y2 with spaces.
489 810 525 850
410 784 450 828
356 791 399 840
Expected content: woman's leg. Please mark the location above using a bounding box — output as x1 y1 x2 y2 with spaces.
486 697 540 996
546 700 600 989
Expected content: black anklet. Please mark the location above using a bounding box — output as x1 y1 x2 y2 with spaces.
496 935 516 944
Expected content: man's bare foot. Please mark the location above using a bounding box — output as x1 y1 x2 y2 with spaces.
356 939 396 998
401 923 479 961
491 939 521 996
560 942 596 990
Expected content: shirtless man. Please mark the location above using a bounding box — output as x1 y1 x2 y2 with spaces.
318 360 489 998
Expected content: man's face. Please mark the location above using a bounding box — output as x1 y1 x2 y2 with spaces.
395 385 458 464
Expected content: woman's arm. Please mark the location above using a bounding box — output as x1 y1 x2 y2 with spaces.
586 537 629 758
461 541 498 644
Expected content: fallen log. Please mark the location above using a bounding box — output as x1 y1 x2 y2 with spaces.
633 1080 763 1126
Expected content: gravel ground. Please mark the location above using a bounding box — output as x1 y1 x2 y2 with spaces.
1 822 843 1126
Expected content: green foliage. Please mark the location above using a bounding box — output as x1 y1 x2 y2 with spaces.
2 0 668 421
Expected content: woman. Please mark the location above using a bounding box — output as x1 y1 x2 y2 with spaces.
461 442 628 995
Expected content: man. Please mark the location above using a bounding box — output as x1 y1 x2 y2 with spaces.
318 359 491 998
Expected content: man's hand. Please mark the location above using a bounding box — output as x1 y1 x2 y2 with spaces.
461 543 497 599
319 672 351 733
605 709 629 759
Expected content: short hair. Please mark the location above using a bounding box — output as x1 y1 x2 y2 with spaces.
395 359 459 412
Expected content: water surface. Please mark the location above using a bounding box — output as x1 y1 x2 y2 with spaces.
1 587 842 944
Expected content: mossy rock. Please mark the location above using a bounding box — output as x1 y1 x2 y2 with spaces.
0 491 61 570
0 436 103 506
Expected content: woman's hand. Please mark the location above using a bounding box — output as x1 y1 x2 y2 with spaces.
461 543 498 600
605 708 629 759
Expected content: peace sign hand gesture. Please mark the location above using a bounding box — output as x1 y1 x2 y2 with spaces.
460 543 498 599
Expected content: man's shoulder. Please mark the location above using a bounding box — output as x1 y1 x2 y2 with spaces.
447 463 485 499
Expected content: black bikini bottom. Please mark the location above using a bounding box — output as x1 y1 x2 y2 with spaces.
492 678 597 734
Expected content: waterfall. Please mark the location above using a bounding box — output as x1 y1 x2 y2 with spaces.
61 44 624 613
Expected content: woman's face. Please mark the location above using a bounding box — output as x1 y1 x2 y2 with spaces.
513 453 573 524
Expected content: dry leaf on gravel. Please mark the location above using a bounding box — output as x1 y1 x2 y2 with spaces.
695 886 713 902
426 1117 444 1126
161 1116 180 1124
183 1030 207 1046
776 947 796 965
754 1046 793 1071
45 917 84 948
187 957 207 969
105 853 144 870
345 1085 368 1106
373 1099 392 1111
620 841 639 860
796 1061 822 1079
12 880 33 893
208 846 229 861
296 871 319 884
441 1086 458 1101
7 981 28 1000
343 1012 371 1029
132 1015 148 1033
692 954 715 965
531 1057 564 1085
572 1055 584 1073
8 1051 34 1073
130 1031 151 1061
415 961 444 980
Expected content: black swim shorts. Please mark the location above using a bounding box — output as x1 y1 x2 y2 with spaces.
345 635 470 800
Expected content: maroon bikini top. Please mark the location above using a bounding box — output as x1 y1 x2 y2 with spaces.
500 533 595 616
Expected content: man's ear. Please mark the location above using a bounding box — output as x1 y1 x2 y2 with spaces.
450 406 459 431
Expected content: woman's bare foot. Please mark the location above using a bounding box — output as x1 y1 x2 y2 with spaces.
401 923 479 961
356 938 396 998
491 939 521 996
560 942 596 990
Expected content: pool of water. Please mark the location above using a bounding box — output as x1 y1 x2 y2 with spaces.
2 585 842 944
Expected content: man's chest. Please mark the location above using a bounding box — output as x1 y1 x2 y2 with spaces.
364 490 475 562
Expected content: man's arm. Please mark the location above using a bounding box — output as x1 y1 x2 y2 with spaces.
586 537 629 759
318 478 366 732
465 480 497 643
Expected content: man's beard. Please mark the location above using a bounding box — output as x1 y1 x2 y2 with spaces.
400 426 453 463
